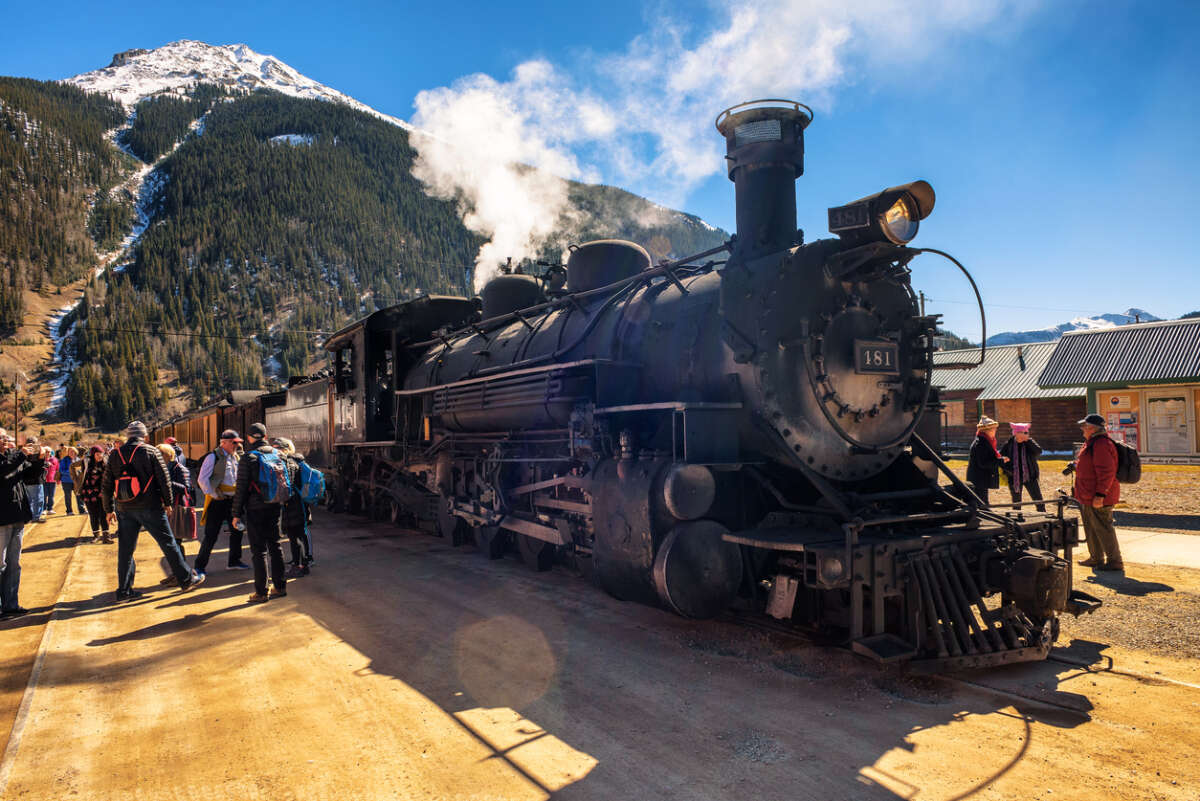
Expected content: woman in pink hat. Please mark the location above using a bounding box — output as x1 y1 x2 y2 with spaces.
1001 423 1045 511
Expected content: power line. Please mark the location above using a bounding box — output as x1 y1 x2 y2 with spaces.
923 297 1113 315
69 325 333 341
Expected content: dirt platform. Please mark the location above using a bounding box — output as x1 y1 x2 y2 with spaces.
1 510 1198 800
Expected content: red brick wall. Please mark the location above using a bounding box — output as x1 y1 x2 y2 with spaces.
980 397 1085 453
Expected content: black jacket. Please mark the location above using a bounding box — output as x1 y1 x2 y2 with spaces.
102 438 173 513
281 454 308 535
966 433 1002 489
232 440 282 518
1000 437 1043 483
0 450 42 526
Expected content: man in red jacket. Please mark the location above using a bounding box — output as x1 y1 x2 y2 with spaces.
1073 413 1123 571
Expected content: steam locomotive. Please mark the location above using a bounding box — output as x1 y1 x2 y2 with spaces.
161 100 1101 671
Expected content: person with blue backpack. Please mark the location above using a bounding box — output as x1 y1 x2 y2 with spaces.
274 437 322 577
232 423 290 603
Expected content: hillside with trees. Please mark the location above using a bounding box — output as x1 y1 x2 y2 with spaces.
55 87 727 429
0 77 129 335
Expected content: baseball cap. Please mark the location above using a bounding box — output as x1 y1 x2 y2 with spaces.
220 429 243 442
248 422 267 440
1077 413 1106 427
164 436 177 445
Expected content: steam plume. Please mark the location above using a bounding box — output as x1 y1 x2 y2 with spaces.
410 0 1036 291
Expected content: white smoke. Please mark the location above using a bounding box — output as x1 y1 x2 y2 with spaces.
410 0 1038 291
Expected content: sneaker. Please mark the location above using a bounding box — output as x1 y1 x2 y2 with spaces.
180 572 207 592
159 575 177 586
285 565 306 578
101 534 113 544
268 586 287 599
115 589 144 602
228 562 251 570
247 592 269 604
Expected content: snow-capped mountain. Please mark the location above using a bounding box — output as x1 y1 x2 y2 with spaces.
66 40 410 129
985 308 1161 346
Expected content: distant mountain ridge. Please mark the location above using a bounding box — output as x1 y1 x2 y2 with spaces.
985 308 1161 346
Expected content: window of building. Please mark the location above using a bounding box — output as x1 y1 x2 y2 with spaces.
944 400 965 427
995 398 1032 425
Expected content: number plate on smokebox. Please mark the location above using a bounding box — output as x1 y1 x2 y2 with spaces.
855 340 900 374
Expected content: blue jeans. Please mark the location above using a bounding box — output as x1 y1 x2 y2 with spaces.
0 523 24 610
26 484 43 520
115 507 192 593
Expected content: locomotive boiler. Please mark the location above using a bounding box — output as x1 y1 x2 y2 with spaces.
324 100 1099 671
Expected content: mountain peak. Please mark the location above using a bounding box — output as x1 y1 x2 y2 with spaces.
69 40 410 129
985 309 1162 346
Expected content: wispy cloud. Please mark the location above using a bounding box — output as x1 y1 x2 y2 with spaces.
410 0 1038 289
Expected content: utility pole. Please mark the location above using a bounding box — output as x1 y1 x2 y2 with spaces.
919 291 926 317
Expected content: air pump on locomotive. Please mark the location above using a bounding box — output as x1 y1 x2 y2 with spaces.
324 99 1100 671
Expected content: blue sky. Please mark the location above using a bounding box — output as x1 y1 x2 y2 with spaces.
1 0 1197 339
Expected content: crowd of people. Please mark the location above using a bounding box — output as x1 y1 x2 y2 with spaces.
0 419 319 617
967 414 1125 572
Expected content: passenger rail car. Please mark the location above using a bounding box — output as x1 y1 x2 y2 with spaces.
319 100 1101 672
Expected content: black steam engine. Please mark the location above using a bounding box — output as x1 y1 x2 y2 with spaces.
324 100 1099 670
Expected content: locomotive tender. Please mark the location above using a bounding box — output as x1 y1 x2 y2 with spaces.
311 100 1099 670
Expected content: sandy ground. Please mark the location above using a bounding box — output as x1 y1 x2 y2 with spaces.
1 510 1198 800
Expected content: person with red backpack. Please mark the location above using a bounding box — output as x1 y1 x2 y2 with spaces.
101 421 205 601
232 423 289 603
1072 413 1124 572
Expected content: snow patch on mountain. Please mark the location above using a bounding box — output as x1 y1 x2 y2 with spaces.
269 133 315 146
985 308 1161 346
66 39 411 131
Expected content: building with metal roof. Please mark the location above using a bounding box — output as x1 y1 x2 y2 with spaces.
932 343 1086 451
1040 319 1200 459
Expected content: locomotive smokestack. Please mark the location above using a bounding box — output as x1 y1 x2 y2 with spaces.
716 100 812 262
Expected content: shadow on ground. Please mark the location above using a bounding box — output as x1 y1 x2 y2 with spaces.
285 512 1096 801
1083 571 1174 596
1115 511 1200 532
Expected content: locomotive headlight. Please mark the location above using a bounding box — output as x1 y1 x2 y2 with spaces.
881 196 918 244
828 180 935 246
819 556 845 584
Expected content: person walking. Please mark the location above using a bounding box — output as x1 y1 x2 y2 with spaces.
77 445 111 543
193 430 249 577
1073 413 1123 572
22 438 44 523
1000 423 1046 512
966 416 1008 506
1 429 44 618
232 423 288 603
101 421 205 601
58 447 78 515
157 443 195 584
274 438 313 577
41 447 59 516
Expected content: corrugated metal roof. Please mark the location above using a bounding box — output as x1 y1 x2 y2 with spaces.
932 342 1085 399
1040 319 1200 387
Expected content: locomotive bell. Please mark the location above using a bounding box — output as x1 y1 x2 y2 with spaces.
715 99 812 262
479 273 544 319
566 240 651 293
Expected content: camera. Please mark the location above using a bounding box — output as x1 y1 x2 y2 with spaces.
1061 463 1076 476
